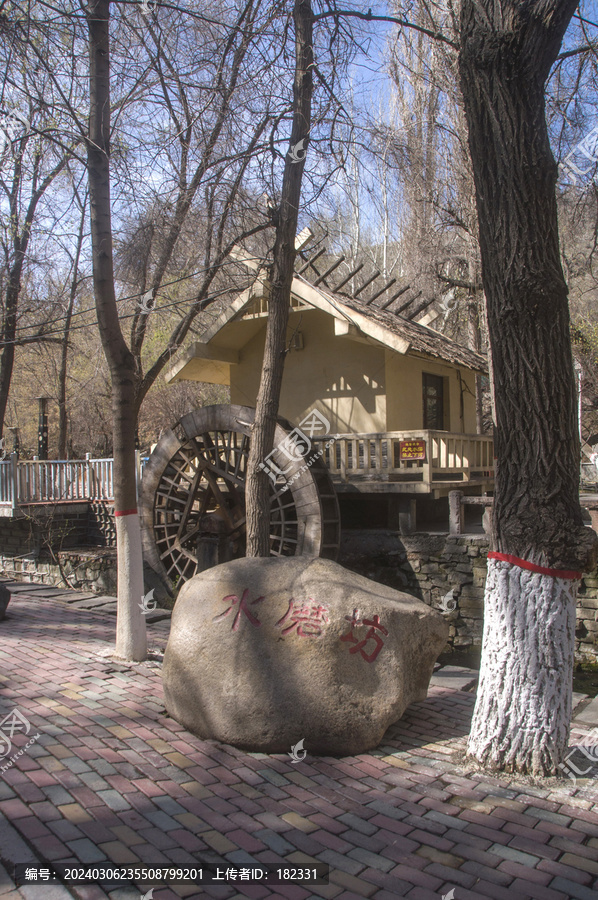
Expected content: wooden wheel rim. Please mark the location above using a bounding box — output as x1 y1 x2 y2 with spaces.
140 404 340 588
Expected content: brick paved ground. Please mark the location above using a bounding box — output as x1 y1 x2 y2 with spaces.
1 584 598 900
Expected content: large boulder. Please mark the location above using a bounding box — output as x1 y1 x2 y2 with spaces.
0 584 9 621
163 557 448 755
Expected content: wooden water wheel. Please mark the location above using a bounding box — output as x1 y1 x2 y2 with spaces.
140 404 340 588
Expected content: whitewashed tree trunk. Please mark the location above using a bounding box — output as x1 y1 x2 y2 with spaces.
468 557 579 775
115 512 147 661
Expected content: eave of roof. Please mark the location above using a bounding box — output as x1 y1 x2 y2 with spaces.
292 274 488 374
165 269 488 382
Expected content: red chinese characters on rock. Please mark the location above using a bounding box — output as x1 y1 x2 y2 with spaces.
213 589 265 631
275 599 330 637
340 608 389 662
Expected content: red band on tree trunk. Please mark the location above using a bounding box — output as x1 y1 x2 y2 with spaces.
487 552 582 580
114 508 138 517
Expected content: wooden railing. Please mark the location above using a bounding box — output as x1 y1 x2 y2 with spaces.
0 456 115 508
0 431 492 508
314 430 494 489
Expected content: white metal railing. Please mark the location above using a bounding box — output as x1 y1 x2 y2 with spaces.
0 456 114 507
314 430 494 486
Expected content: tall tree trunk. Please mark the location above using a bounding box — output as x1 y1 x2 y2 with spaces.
87 0 146 660
459 0 597 773
245 0 313 556
58 195 86 460
0 269 21 435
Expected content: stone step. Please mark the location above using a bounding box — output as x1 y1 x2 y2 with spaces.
573 695 598 727
429 665 478 692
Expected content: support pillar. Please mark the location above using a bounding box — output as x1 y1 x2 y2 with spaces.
449 490 463 535
388 494 417 535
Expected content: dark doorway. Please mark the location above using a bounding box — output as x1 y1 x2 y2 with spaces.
423 373 445 430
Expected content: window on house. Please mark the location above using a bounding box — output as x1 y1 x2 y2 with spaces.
423 373 445 430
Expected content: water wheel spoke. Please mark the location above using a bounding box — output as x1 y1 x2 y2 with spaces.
232 434 249 480
175 460 208 542
143 406 339 588
200 469 236 529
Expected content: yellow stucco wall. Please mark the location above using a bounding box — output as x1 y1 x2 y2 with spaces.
228 308 478 434
230 309 387 433
385 351 478 433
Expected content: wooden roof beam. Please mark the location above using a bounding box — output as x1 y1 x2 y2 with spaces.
331 262 364 293
366 277 397 305
380 284 410 309
297 247 326 275
407 296 437 321
395 290 423 316
353 270 381 298
314 255 345 286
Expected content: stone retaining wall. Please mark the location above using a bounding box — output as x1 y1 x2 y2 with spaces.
0 502 117 591
3 515 596 661
1 548 117 594
339 530 598 661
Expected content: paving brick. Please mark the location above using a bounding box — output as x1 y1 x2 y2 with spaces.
488 843 541 867
202 830 238 854
328 870 378 897
461 859 513 887
96 791 131 812
67 838 108 863
5 588 598 900
386 864 442 891
318 850 365 877
509 880 568 900
537 858 594 885
346 848 395 874
337 814 378 836
557 853 598 876
281 813 318 833
549 879 598 900
415 846 464 869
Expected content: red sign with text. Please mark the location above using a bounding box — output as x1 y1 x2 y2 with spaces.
399 440 426 461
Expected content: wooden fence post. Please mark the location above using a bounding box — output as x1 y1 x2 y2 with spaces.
10 452 18 512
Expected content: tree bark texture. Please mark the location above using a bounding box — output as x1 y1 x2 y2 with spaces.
87 0 146 660
468 557 577 773
458 0 598 773
245 0 313 557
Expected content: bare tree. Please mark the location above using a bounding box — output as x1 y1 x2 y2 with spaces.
245 0 314 555
86 0 146 660
0 115 70 434
58 185 87 459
